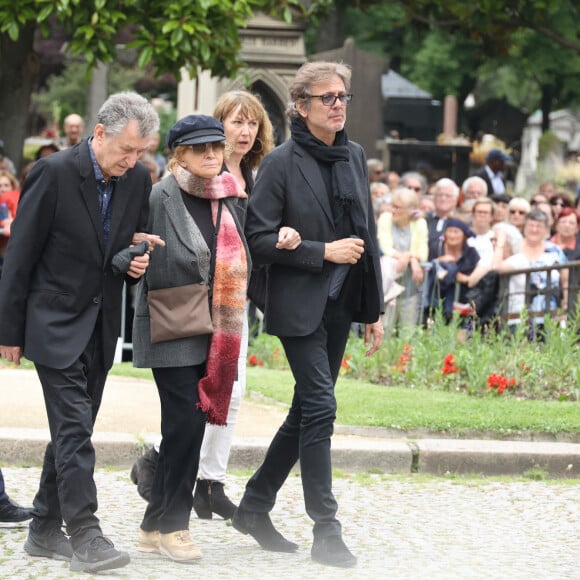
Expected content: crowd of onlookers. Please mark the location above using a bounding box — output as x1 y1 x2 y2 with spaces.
2 120 579 339
367 152 580 336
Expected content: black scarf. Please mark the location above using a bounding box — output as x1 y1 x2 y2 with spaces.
290 116 373 251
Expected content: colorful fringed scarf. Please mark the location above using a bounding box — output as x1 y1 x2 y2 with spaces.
174 165 248 425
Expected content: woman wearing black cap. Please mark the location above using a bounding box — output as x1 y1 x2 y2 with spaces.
130 114 251 562
424 217 480 323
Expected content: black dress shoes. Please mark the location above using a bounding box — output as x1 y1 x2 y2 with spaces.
232 508 298 553
311 535 357 568
0 499 33 523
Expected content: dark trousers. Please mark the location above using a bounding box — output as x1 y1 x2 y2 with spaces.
141 364 207 534
239 299 352 539
0 468 8 503
33 323 107 550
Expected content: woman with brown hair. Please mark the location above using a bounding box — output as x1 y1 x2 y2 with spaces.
193 91 280 519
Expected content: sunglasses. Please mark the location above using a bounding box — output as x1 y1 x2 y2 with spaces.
509 209 527 215
190 142 226 155
550 199 568 207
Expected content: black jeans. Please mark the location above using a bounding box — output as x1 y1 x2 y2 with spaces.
33 323 107 550
141 363 207 534
239 299 352 539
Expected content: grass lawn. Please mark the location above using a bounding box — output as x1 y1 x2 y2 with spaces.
5 360 578 438
244 368 580 437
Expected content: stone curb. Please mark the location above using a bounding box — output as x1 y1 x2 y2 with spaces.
1 428 578 478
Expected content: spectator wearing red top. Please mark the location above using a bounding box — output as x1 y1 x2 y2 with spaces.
551 207 580 261
0 170 20 275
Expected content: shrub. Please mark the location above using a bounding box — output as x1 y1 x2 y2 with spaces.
247 311 580 402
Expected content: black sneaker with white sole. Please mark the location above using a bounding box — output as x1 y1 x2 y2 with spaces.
24 524 73 561
70 536 130 573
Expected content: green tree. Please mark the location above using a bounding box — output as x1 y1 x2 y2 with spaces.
394 0 580 55
0 0 314 170
32 62 144 126
477 26 580 132
310 0 579 132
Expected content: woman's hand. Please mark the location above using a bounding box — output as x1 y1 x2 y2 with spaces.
395 252 410 273
410 258 424 284
132 232 166 252
276 227 301 250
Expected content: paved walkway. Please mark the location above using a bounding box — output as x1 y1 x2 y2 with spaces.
0 368 579 578
0 466 578 579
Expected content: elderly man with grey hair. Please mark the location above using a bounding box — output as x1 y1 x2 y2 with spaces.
425 177 460 260
367 158 385 183
462 176 488 200
0 92 162 574
399 171 428 196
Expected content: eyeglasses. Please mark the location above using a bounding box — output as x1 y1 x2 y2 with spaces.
550 199 567 207
309 93 353 106
190 142 226 155
509 209 527 215
408 186 422 193
473 210 492 216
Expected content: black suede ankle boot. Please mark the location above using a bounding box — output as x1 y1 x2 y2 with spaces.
193 480 237 520
192 479 212 519
206 481 237 520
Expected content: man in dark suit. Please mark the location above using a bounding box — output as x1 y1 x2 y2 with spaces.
232 62 384 569
0 92 162 574
474 148 511 196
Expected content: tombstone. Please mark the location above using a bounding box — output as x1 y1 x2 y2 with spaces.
177 13 306 144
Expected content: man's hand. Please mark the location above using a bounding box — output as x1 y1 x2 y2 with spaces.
364 319 384 357
132 233 166 252
276 227 301 250
0 345 22 366
127 253 150 279
324 237 365 264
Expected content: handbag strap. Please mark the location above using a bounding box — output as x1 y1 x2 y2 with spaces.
208 200 223 294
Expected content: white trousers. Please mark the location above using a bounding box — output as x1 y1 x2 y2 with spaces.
197 313 249 482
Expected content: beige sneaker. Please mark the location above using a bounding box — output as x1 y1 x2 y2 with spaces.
138 529 160 553
159 530 202 562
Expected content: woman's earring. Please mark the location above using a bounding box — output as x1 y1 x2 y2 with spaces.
224 141 235 158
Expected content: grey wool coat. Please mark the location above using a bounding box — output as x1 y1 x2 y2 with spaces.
132 173 250 368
